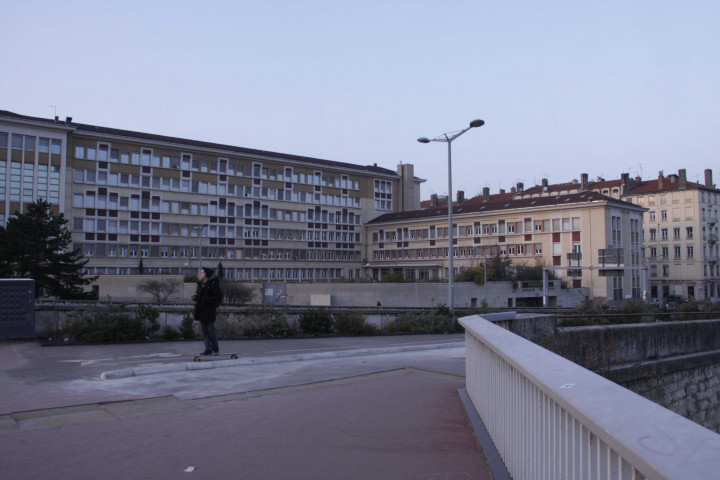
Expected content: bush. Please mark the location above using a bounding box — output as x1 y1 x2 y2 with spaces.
136 305 161 336
162 325 179 340
180 313 196 339
66 304 152 342
382 272 404 283
242 312 296 338
388 307 453 334
215 313 244 339
334 310 378 336
299 308 334 335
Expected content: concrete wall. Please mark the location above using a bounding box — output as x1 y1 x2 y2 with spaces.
504 316 720 433
92 275 587 309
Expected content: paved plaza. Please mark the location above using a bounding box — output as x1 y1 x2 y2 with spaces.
0 335 496 480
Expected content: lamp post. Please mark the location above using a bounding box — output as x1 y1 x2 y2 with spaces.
192 224 208 274
418 119 485 326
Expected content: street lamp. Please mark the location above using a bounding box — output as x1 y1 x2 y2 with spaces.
192 224 208 273
418 119 485 326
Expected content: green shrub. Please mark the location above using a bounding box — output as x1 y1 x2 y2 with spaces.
136 305 160 336
215 313 244 339
162 325 179 340
298 308 334 335
180 313 196 339
334 310 377 336
388 309 453 334
381 272 404 282
242 312 296 338
66 304 151 342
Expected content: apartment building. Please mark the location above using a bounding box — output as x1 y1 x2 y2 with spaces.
590 169 719 301
365 185 646 302
0 110 423 282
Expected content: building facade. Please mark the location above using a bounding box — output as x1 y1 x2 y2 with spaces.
365 187 646 303
0 110 423 283
595 170 719 301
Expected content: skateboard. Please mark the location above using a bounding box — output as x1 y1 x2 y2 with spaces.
193 353 239 362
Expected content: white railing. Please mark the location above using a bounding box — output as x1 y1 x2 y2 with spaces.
460 313 720 480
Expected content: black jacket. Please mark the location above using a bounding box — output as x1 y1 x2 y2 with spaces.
193 274 222 323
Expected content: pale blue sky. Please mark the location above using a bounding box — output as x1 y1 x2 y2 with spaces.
3 0 719 199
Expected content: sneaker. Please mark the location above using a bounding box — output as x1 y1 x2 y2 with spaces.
199 351 213 356
212 351 219 356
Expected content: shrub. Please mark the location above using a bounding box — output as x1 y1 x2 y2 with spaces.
162 325 179 340
334 310 377 336
136 305 161 336
388 308 453 334
381 272 404 283
180 313 196 339
299 308 334 335
66 304 150 342
215 313 244 339
242 312 296 338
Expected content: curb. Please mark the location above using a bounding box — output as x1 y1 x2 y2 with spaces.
100 342 465 380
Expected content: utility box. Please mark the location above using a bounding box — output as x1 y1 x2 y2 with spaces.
0 279 35 339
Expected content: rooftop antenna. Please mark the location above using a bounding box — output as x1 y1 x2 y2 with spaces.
50 105 57 117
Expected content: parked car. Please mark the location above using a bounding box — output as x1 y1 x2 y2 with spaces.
665 295 687 309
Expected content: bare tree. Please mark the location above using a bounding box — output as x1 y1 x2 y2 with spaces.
137 279 181 303
222 282 255 305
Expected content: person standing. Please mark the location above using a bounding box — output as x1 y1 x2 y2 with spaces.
192 267 223 356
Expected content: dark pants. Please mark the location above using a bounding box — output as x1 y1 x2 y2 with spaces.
201 321 219 353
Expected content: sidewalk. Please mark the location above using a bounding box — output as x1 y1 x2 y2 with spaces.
0 337 496 479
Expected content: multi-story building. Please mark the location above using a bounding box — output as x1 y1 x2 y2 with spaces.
589 169 719 301
0 110 423 282
365 185 646 303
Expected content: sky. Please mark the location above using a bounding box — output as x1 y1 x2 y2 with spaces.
2 0 719 200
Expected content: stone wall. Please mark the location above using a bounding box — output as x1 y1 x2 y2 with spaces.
508 316 720 434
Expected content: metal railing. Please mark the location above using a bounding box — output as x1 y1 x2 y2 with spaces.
460 313 720 480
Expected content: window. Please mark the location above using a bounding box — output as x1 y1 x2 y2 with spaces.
687 246 694 258
650 247 657 258
661 210 667 221
662 246 669 259
662 265 670 277
674 246 681 259
687 227 694 239
649 211 656 222
661 228 668 240
649 228 656 240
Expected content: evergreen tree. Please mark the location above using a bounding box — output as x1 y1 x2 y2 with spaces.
138 258 145 274
0 199 95 298
217 261 224 279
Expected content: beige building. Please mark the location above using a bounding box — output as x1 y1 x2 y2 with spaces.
591 169 719 301
509 169 719 302
0 110 423 283
365 186 646 303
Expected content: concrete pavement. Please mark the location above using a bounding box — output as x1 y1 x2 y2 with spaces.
0 335 497 479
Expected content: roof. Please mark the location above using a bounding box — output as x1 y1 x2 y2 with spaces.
0 110 398 177
368 190 641 225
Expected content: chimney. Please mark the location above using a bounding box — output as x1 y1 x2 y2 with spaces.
516 182 524 192
457 190 465 205
679 169 687 190
581 173 588 189
499 188 506 195
542 178 548 187
621 172 630 193
511 186 516 193
658 171 664 189
706 169 714 188
431 193 438 207
483 187 490 202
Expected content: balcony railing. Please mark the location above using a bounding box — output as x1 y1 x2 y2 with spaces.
460 313 720 480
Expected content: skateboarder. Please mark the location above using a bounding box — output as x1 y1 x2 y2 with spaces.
192 267 223 356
